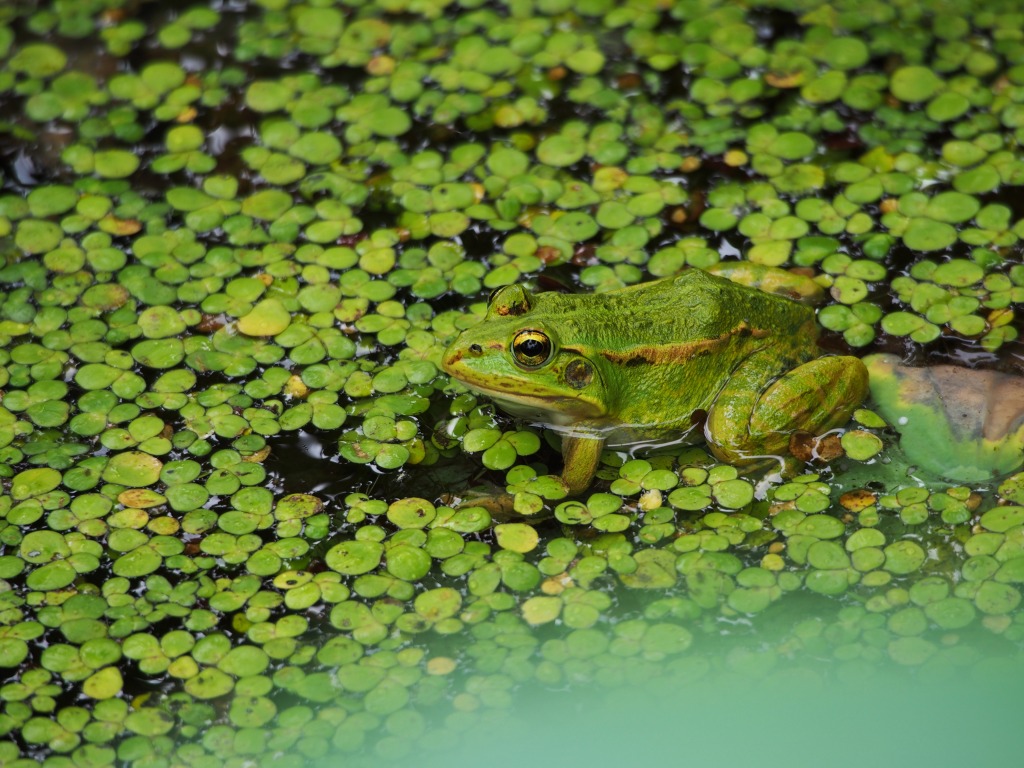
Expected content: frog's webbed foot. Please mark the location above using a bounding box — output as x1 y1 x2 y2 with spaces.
441 489 552 523
440 435 603 524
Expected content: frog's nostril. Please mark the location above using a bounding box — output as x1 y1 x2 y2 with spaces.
469 344 482 354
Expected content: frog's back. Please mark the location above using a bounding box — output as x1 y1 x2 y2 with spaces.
623 269 815 332
535 269 813 350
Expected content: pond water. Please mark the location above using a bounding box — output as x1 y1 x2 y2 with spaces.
1 1 1023 766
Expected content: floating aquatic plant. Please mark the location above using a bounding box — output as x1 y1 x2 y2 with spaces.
2 1 1024 766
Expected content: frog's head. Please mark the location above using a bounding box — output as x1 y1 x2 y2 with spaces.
442 285 609 426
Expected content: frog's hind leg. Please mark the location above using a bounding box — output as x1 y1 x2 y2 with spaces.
705 353 869 466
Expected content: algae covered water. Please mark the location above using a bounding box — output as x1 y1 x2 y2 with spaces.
0 1 1023 765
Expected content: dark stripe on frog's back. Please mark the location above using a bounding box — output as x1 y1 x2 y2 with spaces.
597 321 768 367
534 269 815 353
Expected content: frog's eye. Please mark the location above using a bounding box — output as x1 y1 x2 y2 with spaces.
511 330 552 367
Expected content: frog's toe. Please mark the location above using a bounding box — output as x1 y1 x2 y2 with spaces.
446 489 552 524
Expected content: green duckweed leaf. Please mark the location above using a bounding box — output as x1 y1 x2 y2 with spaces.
325 540 384 575
102 452 162 487
890 66 943 103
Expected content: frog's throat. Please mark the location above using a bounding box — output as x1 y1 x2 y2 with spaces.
597 321 769 366
472 386 606 423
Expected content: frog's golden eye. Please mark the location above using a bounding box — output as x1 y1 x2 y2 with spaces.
511 330 551 367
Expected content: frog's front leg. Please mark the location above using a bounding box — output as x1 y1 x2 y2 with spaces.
705 352 869 466
560 434 605 495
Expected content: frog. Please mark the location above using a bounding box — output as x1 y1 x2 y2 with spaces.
442 266 870 498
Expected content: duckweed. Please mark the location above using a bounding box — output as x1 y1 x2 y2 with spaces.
3 0 1024 765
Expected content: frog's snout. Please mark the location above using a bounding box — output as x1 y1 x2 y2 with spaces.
442 340 477 375
441 346 460 374
442 335 505 377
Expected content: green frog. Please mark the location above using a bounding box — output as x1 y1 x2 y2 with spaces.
442 267 869 496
